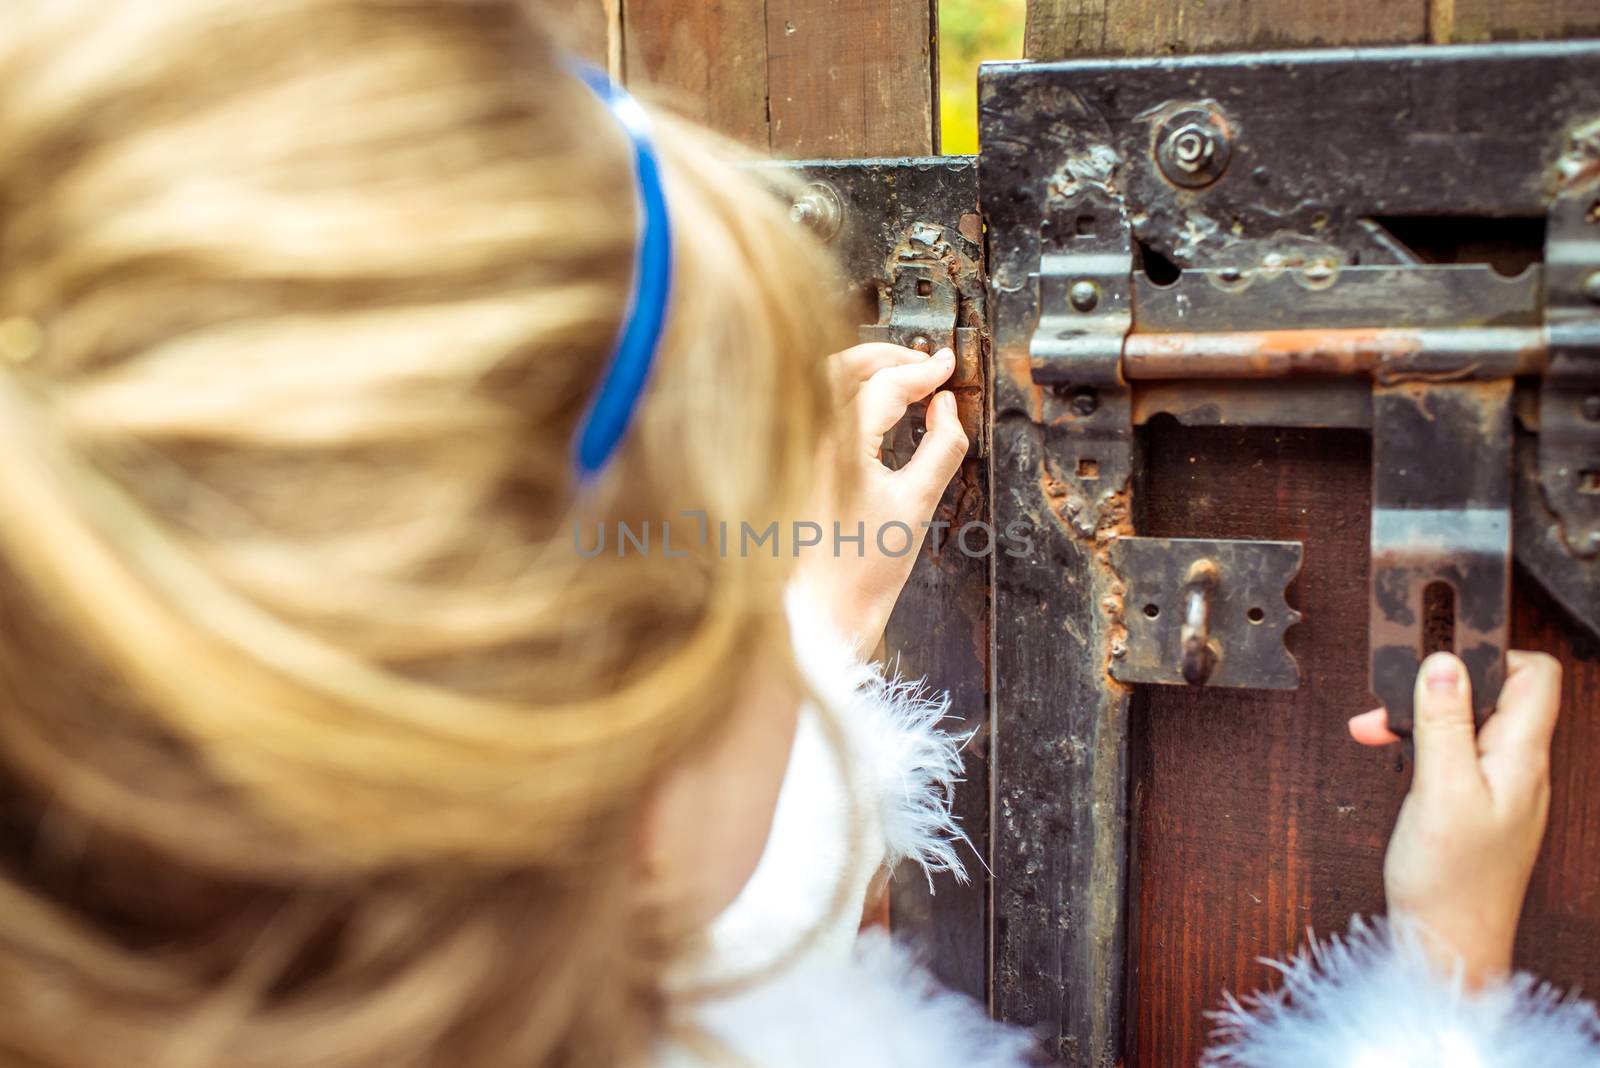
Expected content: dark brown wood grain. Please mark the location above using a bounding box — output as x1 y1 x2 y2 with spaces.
1131 426 1600 1066
1437 0 1600 43
1024 0 1424 59
1510 582 1600 990
621 0 772 149
1132 426 1400 1064
766 0 936 157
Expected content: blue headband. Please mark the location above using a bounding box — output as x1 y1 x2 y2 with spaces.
570 64 673 479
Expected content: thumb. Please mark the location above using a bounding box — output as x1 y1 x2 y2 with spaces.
1411 652 1483 797
898 390 967 508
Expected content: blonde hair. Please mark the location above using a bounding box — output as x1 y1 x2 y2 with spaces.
0 1 849 1064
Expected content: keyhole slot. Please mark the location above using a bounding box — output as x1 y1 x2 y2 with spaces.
1423 580 1456 657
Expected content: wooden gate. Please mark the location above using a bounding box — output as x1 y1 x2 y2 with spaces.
555 3 1600 1066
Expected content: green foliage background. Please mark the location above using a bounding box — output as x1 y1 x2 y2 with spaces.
939 0 1026 154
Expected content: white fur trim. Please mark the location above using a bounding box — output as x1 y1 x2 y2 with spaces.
688 586 972 985
1204 917 1600 1067
661 933 1036 1068
782 585 972 880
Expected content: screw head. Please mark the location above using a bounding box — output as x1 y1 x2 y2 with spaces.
1068 280 1100 312
1583 270 1600 306
1583 393 1600 422
1155 107 1233 189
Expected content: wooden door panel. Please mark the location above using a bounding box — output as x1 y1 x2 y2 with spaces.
1024 0 1423 58
1132 426 1397 1063
1132 426 1600 1064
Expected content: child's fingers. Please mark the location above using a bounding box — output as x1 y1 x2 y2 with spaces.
897 391 967 508
1348 708 1401 746
1477 650 1562 797
829 343 931 402
855 348 956 446
1411 652 1486 799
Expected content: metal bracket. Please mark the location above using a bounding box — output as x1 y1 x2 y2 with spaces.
858 224 984 452
1029 184 1135 535
1112 537 1304 689
765 158 988 459
1540 128 1600 559
1370 381 1513 734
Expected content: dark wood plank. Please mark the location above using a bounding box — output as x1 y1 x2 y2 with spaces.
884 455 992 1004
766 0 936 157
621 0 771 149
1132 426 1600 1065
1509 582 1600 989
1132 426 1400 1065
1024 0 1424 58
1438 0 1600 42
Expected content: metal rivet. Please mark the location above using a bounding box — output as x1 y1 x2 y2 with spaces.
1068 280 1100 312
909 335 931 353
1583 394 1600 422
1583 270 1600 306
1155 108 1233 189
1069 387 1099 416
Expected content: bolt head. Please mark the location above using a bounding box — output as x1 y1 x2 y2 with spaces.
1170 125 1214 171
1155 107 1233 189
1584 270 1600 306
1068 280 1100 312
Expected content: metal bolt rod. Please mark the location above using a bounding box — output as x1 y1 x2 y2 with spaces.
1121 325 1544 380
1180 559 1221 686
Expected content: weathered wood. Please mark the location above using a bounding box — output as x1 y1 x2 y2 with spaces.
1436 0 1600 42
1024 0 1424 59
766 0 936 157
1132 426 1396 1065
884 455 992 1004
621 0 771 149
982 67 1134 1054
1133 425 1600 1065
1508 584 1600 993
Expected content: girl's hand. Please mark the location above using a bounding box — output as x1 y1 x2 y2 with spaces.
1349 650 1563 987
797 343 967 654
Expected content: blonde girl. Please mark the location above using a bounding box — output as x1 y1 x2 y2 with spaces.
0 2 1590 1066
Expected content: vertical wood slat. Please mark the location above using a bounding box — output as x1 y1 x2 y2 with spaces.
766 0 936 157
1024 0 1424 58
613 0 937 158
621 0 772 150
1435 0 1600 42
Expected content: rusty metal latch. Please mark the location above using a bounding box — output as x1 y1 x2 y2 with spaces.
1369 383 1513 733
767 159 988 459
1112 538 1303 690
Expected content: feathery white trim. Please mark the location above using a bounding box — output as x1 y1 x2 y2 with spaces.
1204 916 1600 1067
783 585 972 882
690 587 974 985
662 933 1036 1068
